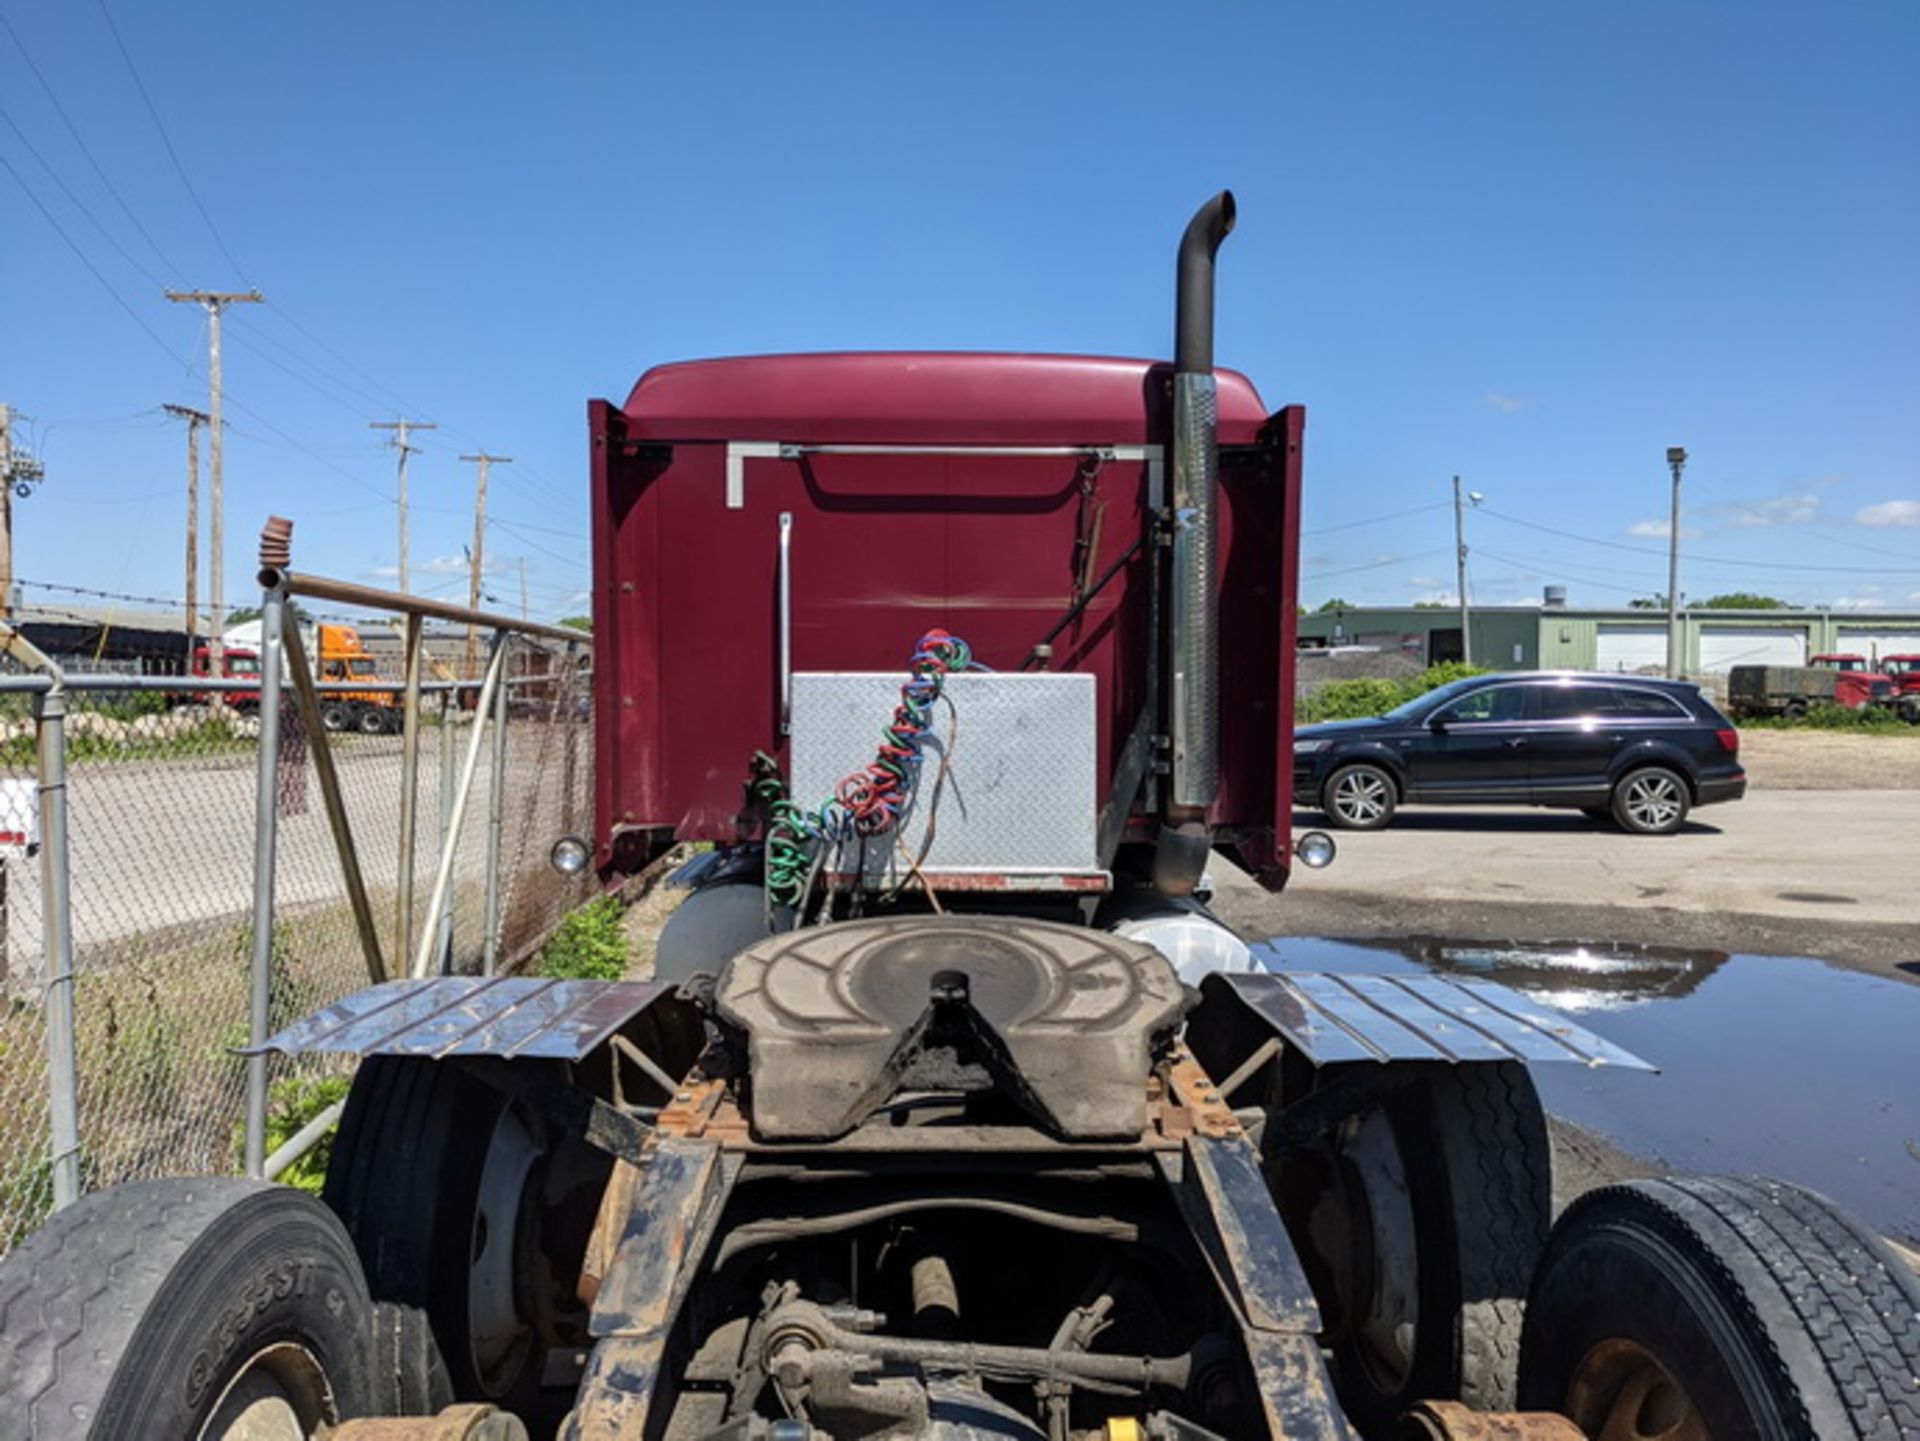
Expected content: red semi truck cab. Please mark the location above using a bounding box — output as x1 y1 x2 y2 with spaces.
1809 653 1895 707
1878 654 1920 696
589 352 1304 888
190 644 262 707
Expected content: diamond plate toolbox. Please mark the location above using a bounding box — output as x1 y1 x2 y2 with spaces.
789 671 1101 886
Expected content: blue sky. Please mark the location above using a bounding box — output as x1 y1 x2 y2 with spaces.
2 2 1915 623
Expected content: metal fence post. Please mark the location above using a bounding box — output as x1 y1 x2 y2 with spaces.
483 632 509 976
562 640 581 838
436 689 456 972
395 613 424 970
33 685 80 1210
243 577 287 1176
409 638 508 980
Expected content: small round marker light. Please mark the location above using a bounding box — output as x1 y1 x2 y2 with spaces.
549 834 592 877
1294 830 1337 869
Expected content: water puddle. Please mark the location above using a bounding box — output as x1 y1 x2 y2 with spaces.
1251 936 1920 1245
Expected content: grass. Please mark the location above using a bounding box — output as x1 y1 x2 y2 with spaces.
1741 702 1913 733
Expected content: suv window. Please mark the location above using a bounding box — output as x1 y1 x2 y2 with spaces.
1607 686 1690 718
1535 684 1615 721
1435 684 1529 724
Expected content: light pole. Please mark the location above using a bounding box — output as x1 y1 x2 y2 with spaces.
1665 447 1687 677
1453 476 1484 666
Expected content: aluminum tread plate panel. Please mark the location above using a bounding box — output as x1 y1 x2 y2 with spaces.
789 671 1098 881
249 977 671 1060
1225 971 1656 1070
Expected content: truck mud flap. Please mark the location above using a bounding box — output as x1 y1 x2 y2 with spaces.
1196 970 1655 1071
247 975 691 1062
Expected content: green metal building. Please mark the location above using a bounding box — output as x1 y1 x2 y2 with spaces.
1297 596 1920 675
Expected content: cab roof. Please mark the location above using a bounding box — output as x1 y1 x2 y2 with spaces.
619 352 1273 447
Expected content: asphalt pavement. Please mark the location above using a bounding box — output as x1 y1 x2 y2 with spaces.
1212 790 1920 980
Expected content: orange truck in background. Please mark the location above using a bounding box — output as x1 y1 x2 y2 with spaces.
314 623 401 734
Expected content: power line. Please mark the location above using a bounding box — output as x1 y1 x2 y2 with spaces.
0 9 185 282
1477 507 1920 575
91 0 251 285
0 150 192 368
1472 547 1656 599
0 103 172 290
1301 501 1449 537
1302 546 1449 582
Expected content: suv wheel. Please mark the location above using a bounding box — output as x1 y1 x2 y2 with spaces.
1323 763 1397 830
1611 766 1690 835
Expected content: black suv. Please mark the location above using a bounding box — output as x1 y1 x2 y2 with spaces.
1293 671 1746 834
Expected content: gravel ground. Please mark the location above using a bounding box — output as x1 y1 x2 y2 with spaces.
1739 726 1920 789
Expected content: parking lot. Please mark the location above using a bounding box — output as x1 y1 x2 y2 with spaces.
1232 728 1920 978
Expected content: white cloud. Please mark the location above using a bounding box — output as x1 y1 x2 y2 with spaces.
1726 491 1821 529
1627 519 1704 540
1826 595 1887 611
1855 499 1920 528
1407 575 1444 588
1482 391 1529 415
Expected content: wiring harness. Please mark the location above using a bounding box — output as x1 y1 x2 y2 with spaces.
755 629 976 909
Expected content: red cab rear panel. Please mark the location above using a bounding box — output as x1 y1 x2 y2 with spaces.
589 352 1303 887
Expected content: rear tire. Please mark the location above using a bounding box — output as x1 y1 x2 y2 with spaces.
0 1177 379 1438
1611 766 1690 835
355 705 390 736
320 701 353 732
1265 1061 1550 1431
1321 763 1398 830
325 1056 608 1420
1520 1175 1920 1440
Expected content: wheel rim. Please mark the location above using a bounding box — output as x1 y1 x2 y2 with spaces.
1623 774 1681 830
1564 1337 1710 1441
469 1104 543 1395
1291 1107 1420 1396
1342 1107 1420 1392
1332 770 1390 824
198 1342 332 1441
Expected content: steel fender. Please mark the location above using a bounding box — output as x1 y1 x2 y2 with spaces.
1605 739 1702 793
1188 970 1655 1072
247 976 705 1072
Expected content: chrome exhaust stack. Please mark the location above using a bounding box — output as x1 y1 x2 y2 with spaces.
1155 190 1235 897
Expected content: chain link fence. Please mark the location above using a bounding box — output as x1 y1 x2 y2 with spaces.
0 631 594 1251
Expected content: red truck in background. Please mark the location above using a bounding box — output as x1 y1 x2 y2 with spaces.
1808 652 1920 720
188 644 262 709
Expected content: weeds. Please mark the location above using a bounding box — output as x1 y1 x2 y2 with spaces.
235 1073 351 1194
538 895 629 980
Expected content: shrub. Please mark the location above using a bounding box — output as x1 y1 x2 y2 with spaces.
538 895 629 980
1408 661 1486 693
1299 678 1407 723
1298 663 1488 724
235 1073 351 1194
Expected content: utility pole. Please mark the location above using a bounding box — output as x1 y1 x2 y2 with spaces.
166 290 263 678
1452 476 1484 666
1665 446 1688 678
458 453 510 676
0 406 47 620
518 557 529 622
370 419 436 592
163 404 210 659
